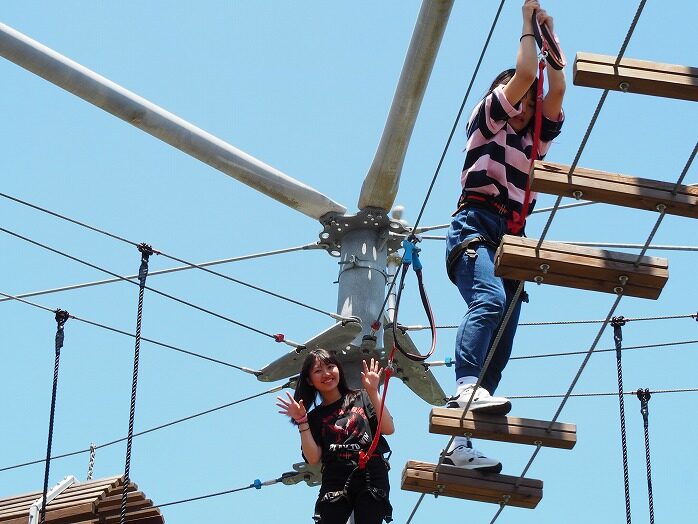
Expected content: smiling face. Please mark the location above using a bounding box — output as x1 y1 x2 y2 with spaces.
308 357 341 401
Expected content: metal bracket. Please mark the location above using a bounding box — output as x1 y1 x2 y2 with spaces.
318 208 409 257
280 462 322 487
28 476 78 524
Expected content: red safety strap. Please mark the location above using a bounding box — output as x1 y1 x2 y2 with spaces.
358 345 396 470
507 54 546 235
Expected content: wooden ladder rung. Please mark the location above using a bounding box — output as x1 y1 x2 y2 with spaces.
574 52 698 101
401 460 543 508
494 235 669 299
429 408 576 449
532 161 698 219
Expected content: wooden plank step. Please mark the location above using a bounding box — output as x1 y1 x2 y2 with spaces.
573 52 698 101
494 235 668 300
401 460 543 509
532 161 698 219
429 408 576 449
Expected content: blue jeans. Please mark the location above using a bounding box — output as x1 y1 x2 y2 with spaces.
446 206 524 394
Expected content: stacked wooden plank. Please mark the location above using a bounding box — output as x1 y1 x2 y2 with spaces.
532 161 698 219
0 476 164 524
494 235 669 299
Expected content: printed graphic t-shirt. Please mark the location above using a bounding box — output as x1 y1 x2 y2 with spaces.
307 391 390 467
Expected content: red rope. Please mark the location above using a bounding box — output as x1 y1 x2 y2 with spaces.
358 345 397 469
508 54 547 235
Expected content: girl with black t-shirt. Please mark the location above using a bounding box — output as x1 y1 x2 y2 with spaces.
276 349 394 523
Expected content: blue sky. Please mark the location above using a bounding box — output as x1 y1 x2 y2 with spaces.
1 1 697 523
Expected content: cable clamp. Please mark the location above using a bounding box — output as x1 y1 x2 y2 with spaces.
273 333 285 343
611 316 626 328
54 309 70 326
402 236 423 271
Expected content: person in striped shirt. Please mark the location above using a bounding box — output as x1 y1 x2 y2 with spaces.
443 0 566 472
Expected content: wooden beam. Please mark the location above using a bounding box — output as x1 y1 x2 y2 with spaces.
494 235 668 300
532 161 698 219
429 408 577 449
574 52 698 101
401 460 543 508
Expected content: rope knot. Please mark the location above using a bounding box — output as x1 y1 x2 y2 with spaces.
636 388 651 403
611 316 627 327
137 242 154 259
54 309 69 327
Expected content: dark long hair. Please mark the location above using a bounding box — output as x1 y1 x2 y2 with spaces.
293 349 358 415
485 68 539 135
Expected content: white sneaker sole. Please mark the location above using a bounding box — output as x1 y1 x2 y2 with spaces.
442 457 503 474
445 397 512 415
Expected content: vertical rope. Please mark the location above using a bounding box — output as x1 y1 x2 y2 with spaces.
39 309 69 524
120 243 153 524
612 316 632 524
637 389 655 524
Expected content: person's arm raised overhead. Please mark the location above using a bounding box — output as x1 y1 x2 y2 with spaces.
502 0 540 106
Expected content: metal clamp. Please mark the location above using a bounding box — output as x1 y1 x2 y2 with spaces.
337 255 388 279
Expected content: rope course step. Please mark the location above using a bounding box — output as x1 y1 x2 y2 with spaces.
401 460 543 509
573 52 698 102
429 408 577 450
494 235 669 299
532 161 698 218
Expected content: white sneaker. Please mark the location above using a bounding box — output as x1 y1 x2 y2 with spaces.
445 384 511 415
442 438 502 473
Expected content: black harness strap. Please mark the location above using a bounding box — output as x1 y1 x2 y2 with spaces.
446 235 499 284
388 237 436 363
532 11 566 70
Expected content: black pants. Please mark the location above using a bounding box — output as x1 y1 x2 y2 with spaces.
313 459 392 524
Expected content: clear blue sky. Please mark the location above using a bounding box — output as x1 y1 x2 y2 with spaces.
1 1 697 523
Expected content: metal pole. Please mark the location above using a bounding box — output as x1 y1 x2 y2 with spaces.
336 227 388 388
0 22 345 220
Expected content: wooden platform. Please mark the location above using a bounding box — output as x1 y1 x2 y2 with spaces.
574 52 698 102
429 408 576 450
402 460 543 508
494 235 668 300
532 161 698 219
0 476 163 524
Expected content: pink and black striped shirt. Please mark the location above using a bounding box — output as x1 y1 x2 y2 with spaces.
461 85 563 217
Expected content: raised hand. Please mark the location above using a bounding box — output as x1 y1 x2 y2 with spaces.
522 0 540 19
536 8 554 33
276 392 307 422
361 358 383 394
